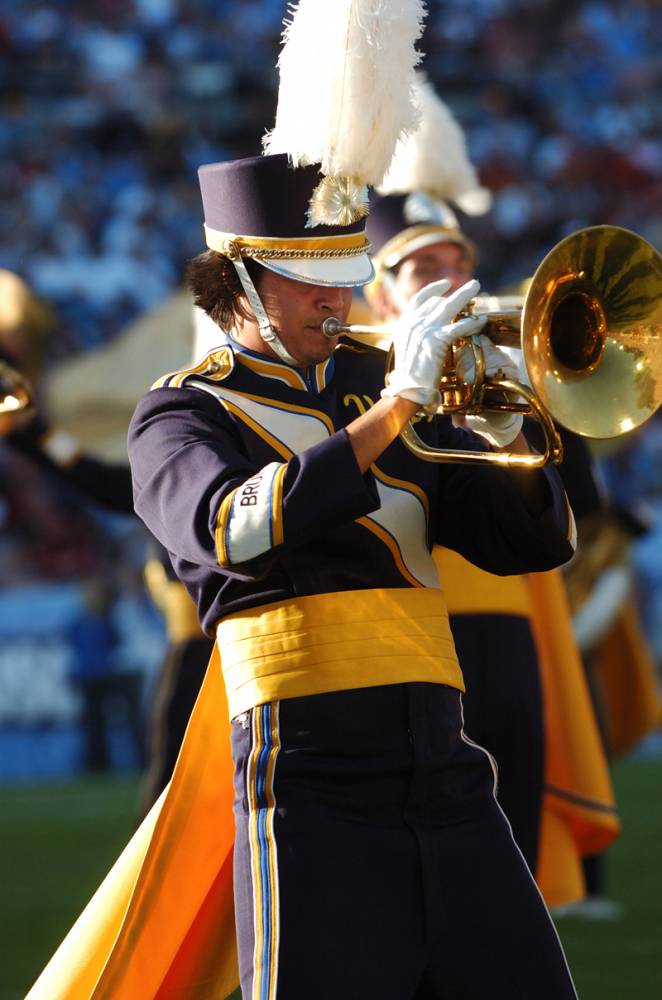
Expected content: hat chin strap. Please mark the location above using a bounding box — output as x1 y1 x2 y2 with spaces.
231 257 300 367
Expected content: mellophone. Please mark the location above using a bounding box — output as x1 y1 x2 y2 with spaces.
323 225 662 469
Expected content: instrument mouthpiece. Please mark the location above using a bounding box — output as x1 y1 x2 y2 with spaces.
321 317 343 339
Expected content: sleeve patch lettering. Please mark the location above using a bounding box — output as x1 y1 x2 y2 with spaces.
225 462 287 564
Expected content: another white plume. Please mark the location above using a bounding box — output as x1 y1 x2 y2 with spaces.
264 0 426 188
379 73 492 215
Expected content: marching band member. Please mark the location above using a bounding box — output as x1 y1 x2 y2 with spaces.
28 3 578 997
363 73 619 903
128 150 579 998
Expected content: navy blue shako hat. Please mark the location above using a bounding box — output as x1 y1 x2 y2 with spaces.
198 154 374 288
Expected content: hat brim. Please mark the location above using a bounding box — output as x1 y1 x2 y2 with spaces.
382 230 476 270
255 252 374 288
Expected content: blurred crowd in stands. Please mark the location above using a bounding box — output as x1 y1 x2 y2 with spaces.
0 0 660 769
2 0 659 354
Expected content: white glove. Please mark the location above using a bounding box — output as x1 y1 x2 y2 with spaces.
455 335 524 447
381 278 487 411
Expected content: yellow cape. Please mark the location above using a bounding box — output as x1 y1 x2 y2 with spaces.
527 570 620 907
592 596 662 757
27 645 240 1000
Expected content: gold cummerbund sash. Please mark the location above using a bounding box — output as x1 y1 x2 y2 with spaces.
432 547 531 617
216 587 463 719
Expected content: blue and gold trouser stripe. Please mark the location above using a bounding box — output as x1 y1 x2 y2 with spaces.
247 702 281 1000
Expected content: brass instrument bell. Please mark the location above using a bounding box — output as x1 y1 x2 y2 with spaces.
523 225 662 440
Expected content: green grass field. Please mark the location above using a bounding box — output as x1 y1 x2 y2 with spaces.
1 757 660 1000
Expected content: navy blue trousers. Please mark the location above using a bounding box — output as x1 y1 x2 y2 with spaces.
450 614 545 875
231 683 576 1000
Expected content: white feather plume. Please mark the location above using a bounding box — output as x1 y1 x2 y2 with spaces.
379 73 492 215
264 0 426 188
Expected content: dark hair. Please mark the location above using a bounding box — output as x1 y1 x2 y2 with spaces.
185 251 264 330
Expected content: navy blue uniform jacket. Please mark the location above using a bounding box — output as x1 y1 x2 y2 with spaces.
128 336 576 637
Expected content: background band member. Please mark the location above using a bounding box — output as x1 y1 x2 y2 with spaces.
362 73 618 898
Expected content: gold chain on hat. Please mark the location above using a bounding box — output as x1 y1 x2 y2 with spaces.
221 240 370 261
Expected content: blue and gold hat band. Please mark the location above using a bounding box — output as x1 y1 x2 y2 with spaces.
199 154 374 286
203 228 371 260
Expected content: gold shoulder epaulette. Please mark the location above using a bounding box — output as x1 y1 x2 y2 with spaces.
151 344 235 390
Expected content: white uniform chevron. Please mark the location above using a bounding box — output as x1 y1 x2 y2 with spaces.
368 477 440 589
189 380 331 453
192 379 439 587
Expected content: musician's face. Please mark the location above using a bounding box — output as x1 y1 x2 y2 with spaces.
379 241 475 318
234 266 352 368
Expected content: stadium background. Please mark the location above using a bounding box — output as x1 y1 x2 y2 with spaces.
0 1 661 998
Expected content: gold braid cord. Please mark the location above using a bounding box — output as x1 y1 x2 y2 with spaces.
221 240 370 261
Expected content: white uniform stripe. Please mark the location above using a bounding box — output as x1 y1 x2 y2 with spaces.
369 478 440 589
189 380 332 452
567 505 578 552
459 698 579 999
